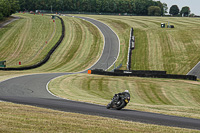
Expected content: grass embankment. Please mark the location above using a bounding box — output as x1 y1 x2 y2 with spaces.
0 102 199 133
1 14 200 132
31 16 103 72
49 74 200 119
78 15 131 70
0 14 103 72
0 13 62 68
130 17 200 74
77 15 200 74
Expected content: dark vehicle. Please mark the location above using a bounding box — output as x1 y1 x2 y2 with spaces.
106 90 130 110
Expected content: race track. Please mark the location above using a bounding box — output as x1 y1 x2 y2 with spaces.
187 61 200 79
0 16 200 130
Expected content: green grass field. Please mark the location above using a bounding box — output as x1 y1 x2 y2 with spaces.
1 14 200 132
1 102 199 133
0 13 62 68
49 74 200 119
0 13 103 72
31 16 103 72
1 14 200 74
76 15 200 74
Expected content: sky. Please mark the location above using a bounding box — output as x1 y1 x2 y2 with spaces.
158 0 200 15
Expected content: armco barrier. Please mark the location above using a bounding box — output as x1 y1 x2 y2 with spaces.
127 28 134 70
90 69 197 81
0 16 65 71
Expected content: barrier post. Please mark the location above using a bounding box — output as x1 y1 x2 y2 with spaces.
88 70 92 74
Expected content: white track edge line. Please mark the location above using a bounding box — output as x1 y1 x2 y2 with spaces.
46 16 120 104
46 75 105 107
79 16 121 71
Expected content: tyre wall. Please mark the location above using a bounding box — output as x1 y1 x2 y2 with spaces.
90 69 197 81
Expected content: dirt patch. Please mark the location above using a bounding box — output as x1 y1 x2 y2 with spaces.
183 80 200 85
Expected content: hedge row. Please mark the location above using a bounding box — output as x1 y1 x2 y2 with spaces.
0 16 65 71
91 69 197 81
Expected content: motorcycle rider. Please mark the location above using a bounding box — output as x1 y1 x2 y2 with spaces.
113 90 130 101
107 90 130 109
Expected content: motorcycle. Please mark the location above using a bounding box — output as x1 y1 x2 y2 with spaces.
106 94 130 110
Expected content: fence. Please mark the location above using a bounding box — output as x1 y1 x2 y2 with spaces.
127 28 135 70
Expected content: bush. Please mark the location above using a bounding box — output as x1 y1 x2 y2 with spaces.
0 13 3 21
148 6 161 16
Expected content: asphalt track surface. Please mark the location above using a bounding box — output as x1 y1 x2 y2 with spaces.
0 16 200 130
187 61 200 79
0 16 20 29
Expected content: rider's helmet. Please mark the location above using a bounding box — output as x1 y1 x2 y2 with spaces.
125 90 129 93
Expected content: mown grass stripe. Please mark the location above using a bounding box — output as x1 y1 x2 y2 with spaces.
49 74 200 119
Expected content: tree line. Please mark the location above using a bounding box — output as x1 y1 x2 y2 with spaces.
169 5 191 17
18 0 165 15
0 0 192 21
0 0 19 20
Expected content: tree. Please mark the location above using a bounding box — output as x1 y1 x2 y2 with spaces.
127 0 136 14
15 0 166 16
163 3 168 14
95 0 102 13
118 0 129 13
155 1 163 15
101 0 110 12
0 13 3 20
109 0 117 13
0 0 19 19
180 6 190 17
135 0 148 15
169 5 179 16
0 0 11 17
148 6 161 16
8 0 20 14
189 13 195 17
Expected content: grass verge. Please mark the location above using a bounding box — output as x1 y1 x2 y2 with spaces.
73 15 200 74
31 16 103 72
49 74 200 119
0 102 199 133
0 13 62 68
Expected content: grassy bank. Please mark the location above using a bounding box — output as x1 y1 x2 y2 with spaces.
0 14 103 72
1 14 200 74
75 15 200 75
0 102 199 133
30 16 103 72
1 14 200 132
0 13 62 68
49 74 200 119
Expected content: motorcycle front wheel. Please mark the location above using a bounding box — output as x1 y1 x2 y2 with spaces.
115 101 126 110
106 104 111 109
